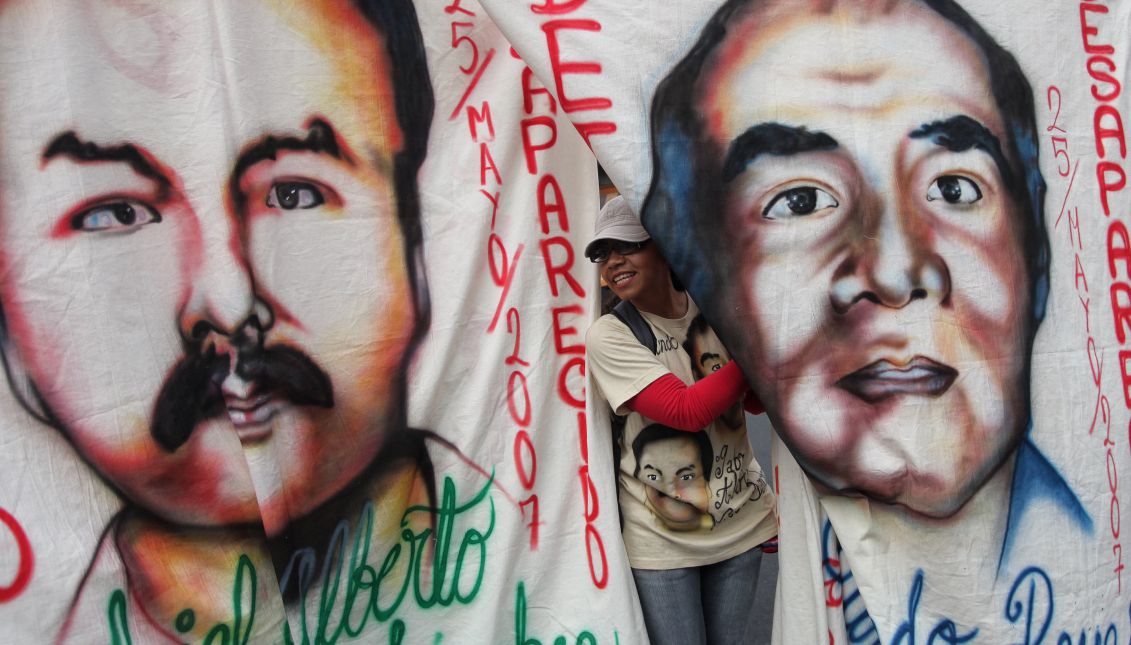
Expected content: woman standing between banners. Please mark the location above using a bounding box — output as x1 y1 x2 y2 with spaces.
585 196 777 645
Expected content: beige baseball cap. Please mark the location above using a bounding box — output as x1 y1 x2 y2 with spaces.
584 195 650 259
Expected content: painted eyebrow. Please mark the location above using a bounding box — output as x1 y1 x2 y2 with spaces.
722 123 839 183
909 115 1014 184
41 133 173 193
699 353 722 366
230 117 351 182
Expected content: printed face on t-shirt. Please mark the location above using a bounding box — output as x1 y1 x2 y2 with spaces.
685 323 744 430
638 436 711 531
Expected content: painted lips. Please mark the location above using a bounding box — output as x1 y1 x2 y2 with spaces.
221 372 284 442
225 390 283 435
835 357 957 403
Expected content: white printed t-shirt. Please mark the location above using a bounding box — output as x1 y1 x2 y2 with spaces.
587 298 777 569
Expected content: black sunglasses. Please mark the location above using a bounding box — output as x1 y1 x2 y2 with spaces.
586 239 650 264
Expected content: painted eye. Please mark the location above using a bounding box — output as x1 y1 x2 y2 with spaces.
926 176 982 204
680 473 695 481
72 200 161 232
646 474 658 482
266 181 325 210
763 186 838 219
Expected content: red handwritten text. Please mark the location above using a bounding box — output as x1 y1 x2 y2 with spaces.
528 0 616 147
1077 0 1127 593
0 507 33 603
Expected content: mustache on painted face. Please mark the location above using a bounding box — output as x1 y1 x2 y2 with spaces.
150 343 334 452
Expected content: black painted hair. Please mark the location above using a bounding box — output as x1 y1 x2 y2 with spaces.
680 314 713 369
632 424 714 482
641 0 1049 332
354 0 435 339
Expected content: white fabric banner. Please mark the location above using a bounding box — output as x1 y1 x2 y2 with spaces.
0 1 643 642
483 0 1131 641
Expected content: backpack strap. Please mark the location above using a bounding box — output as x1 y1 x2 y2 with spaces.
607 299 658 531
610 299 658 355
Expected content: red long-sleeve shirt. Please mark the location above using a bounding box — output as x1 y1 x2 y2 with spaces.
624 360 764 431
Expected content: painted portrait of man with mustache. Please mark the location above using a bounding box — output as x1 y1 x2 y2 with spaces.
0 0 446 639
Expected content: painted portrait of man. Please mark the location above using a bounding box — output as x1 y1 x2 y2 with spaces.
682 314 744 431
632 424 714 532
641 0 1091 561
0 0 444 639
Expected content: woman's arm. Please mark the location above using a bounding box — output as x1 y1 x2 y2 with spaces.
625 360 747 431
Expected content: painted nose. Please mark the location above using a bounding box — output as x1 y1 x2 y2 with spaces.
658 481 679 499
829 200 950 313
177 223 272 351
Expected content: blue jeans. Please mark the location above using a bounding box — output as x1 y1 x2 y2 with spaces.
631 547 764 645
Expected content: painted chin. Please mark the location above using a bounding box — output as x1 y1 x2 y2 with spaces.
802 436 978 517
125 431 260 526
878 473 977 519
